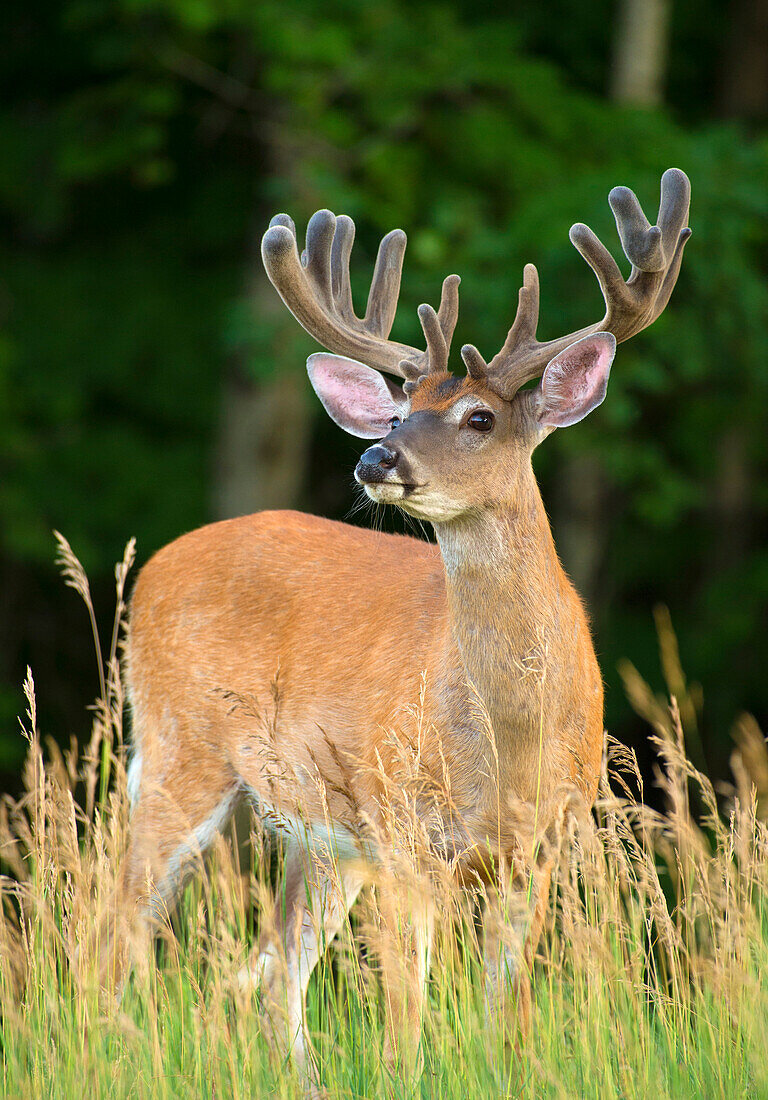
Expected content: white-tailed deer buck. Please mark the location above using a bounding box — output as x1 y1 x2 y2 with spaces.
108 169 690 1078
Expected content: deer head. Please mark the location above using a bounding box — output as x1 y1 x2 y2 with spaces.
261 169 690 524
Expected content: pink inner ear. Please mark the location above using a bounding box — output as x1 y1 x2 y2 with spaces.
537 333 616 429
307 353 404 438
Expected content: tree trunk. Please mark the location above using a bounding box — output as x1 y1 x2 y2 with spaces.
700 2 766 592
707 426 751 574
610 0 671 106
552 0 672 615
196 48 315 522
211 269 313 521
552 453 610 604
719 0 768 118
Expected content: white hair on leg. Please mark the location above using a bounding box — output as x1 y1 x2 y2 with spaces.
126 750 142 809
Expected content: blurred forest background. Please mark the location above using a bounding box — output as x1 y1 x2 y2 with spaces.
1 0 767 795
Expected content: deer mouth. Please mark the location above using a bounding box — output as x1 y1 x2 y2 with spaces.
355 459 420 495
361 479 421 503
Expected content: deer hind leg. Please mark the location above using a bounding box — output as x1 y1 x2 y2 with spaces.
374 883 434 1082
241 834 366 1079
98 753 240 991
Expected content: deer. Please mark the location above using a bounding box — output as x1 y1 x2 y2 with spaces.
104 168 691 1082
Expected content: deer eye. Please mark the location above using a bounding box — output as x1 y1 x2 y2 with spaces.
466 410 494 432
389 415 402 430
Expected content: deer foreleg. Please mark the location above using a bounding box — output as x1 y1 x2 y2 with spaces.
241 835 365 1079
483 859 553 1053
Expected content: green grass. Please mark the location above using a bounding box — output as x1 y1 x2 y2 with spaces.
1 540 767 1099
3 841 767 1100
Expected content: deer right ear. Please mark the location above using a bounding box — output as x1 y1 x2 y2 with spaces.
307 353 408 439
534 332 616 429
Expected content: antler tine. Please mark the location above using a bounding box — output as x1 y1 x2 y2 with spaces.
302 209 336 308
461 343 489 381
364 229 407 338
400 306 444 392
262 211 425 378
654 225 692 318
437 274 461 347
400 274 462 391
657 166 691 256
329 214 356 323
608 187 664 273
506 263 541 350
481 168 691 399
270 212 296 236
477 263 542 390
419 304 448 370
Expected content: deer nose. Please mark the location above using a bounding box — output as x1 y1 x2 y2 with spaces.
355 444 399 482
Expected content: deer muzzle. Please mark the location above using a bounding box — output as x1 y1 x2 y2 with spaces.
355 444 400 485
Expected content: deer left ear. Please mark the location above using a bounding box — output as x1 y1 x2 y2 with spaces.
535 332 616 429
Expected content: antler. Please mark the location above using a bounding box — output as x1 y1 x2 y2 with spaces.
461 168 692 398
261 210 460 384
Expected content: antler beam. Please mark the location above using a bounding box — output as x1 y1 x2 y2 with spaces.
461 168 691 398
262 210 460 381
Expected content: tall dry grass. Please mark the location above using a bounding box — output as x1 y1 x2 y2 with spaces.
0 537 767 1098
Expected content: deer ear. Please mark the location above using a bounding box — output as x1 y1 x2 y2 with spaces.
535 332 616 429
307 353 407 439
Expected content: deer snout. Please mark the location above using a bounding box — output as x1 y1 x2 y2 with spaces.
355 444 399 484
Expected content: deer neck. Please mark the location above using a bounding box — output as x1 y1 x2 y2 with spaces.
432 462 568 757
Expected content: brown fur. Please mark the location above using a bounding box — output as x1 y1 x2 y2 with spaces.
181 175 689 1076
107 372 603 1079
127 503 600 839
104 172 693 1079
